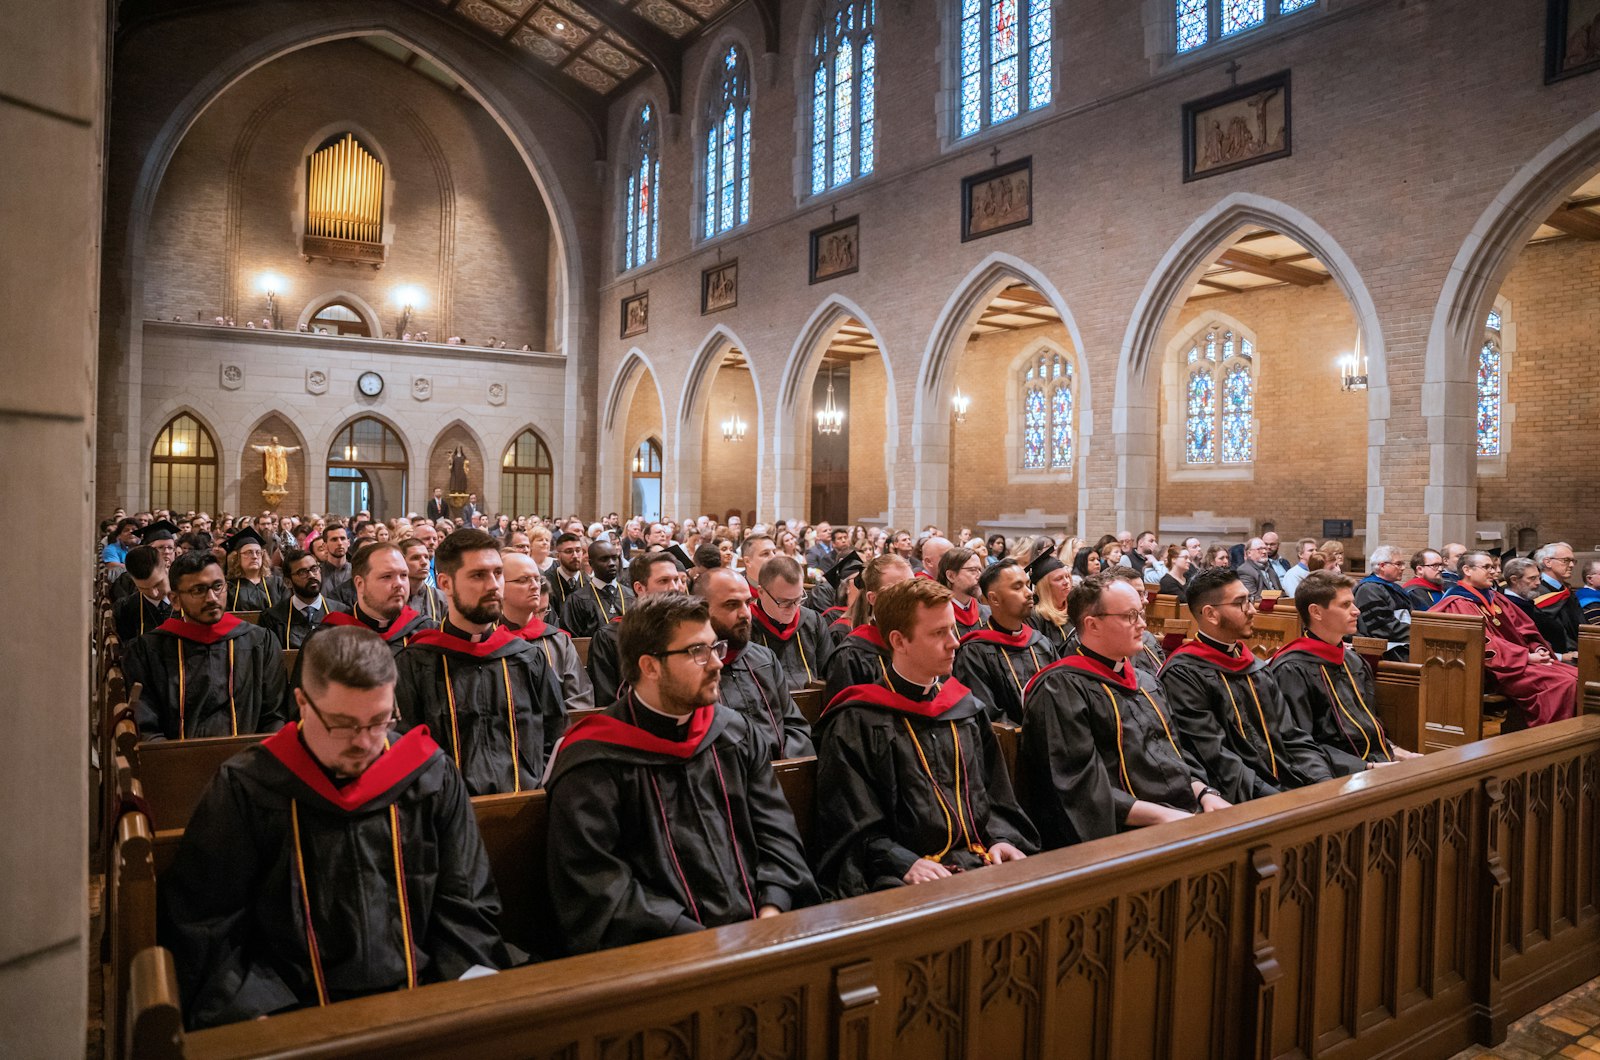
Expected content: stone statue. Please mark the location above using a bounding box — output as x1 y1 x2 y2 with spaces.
251 435 302 492
447 445 470 496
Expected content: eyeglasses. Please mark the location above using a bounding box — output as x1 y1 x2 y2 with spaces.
1218 597 1256 611
762 587 805 609
652 639 728 666
301 687 397 739
1415 562 1442 570
288 566 320 580
1093 608 1148 625
177 580 227 599
959 563 984 576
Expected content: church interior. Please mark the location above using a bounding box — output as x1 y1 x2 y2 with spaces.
9 0 1600 1056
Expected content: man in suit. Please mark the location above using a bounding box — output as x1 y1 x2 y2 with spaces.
1235 538 1283 601
460 493 482 526
426 488 450 522
804 521 836 572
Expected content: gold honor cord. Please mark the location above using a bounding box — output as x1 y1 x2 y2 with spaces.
1341 660 1393 761
1323 661 1393 762
175 637 237 739
795 626 814 683
901 718 986 863
1220 675 1278 779
441 655 523 792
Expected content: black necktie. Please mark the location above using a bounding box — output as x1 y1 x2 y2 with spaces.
305 605 320 624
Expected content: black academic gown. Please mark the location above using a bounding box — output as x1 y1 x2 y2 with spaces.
1019 652 1205 849
804 579 837 615
1027 612 1073 654
544 697 818 955
110 572 140 606
561 580 635 639
394 625 567 795
952 624 1058 723
227 575 284 614
512 617 595 711
586 620 624 708
127 615 288 741
1158 639 1332 803
318 562 353 597
813 672 1038 899
1354 575 1416 660
750 602 833 690
1402 578 1444 612
717 641 813 759
114 590 172 644
258 596 348 650
1530 578 1583 656
157 726 516 1029
547 569 590 628
1268 637 1399 776
286 606 433 712
407 583 447 628
822 608 851 648
949 596 992 640
821 623 892 708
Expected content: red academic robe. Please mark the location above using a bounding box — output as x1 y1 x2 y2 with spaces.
1429 585 1576 727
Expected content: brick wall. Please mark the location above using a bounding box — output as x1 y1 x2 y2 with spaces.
698 364 759 521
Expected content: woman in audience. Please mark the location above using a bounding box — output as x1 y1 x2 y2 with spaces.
714 532 738 569
1205 544 1233 570
1070 545 1102 586
1157 544 1192 602
986 533 1008 564
778 529 801 559
1317 540 1346 573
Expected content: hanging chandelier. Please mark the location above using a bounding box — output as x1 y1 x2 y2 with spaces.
721 401 748 442
951 386 972 424
816 364 844 435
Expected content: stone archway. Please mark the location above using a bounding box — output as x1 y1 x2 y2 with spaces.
675 325 764 520
601 349 667 519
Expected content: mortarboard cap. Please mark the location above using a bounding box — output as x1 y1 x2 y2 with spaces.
823 550 865 591
665 543 693 570
1024 543 1065 584
225 526 267 554
138 520 178 544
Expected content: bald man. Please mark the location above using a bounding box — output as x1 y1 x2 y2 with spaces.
919 536 953 581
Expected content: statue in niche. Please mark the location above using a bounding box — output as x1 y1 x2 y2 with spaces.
448 445 471 496
252 435 303 493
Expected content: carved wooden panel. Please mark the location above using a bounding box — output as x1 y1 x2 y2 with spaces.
712 991 804 1060
1313 825 1361 1050
599 1015 696 1060
1056 905 1113 1059
977 924 1046 1060
1272 840 1319 1058
1176 867 1234 1059
1119 883 1178 1058
895 944 966 1058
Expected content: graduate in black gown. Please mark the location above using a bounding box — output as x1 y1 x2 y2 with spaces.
113 544 173 643
814 578 1037 898
1024 547 1074 653
560 540 635 638
937 546 992 637
952 559 1058 723
749 556 833 690
695 567 813 759
112 520 178 606
821 553 912 707
1267 570 1421 775
502 553 593 711
224 526 285 613
1019 573 1227 849
159 626 518 1028
1158 567 1332 803
544 594 818 955
587 551 690 707
289 544 431 705
546 532 591 626
126 551 287 740
394 530 566 795
1529 542 1583 658
259 547 347 650
817 551 864 649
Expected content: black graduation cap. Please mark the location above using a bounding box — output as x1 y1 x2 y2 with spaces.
822 550 864 591
1487 547 1515 561
1024 544 1065 584
664 543 693 570
137 519 178 544
225 526 267 554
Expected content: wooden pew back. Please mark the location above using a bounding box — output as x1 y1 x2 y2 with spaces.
134 735 267 831
1409 609 1494 750
791 687 822 725
1245 609 1301 659
1578 624 1600 715
572 637 591 666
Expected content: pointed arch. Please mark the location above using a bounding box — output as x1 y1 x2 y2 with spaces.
1113 192 1386 547
773 294 899 521
237 411 310 515
295 290 382 334
600 349 668 516
500 424 556 519
148 407 223 514
914 251 1093 534
675 324 766 518
1424 108 1600 545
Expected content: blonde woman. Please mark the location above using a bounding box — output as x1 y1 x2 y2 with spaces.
1026 549 1074 653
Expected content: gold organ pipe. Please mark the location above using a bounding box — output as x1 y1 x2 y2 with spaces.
310 151 320 237
307 136 384 243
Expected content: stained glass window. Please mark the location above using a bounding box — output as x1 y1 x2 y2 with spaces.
622 104 659 272
1183 325 1254 466
1477 339 1502 457
1020 349 1074 471
1177 0 1312 53
1023 383 1047 469
811 0 877 195
703 46 751 240
1486 308 1502 332
957 0 1051 138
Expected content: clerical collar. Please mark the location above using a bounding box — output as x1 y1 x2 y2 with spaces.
292 593 325 613
1197 630 1243 657
989 618 1024 636
888 664 939 699
353 602 397 633
627 691 696 742
442 617 489 643
1309 631 1344 648
1074 641 1127 673
296 727 362 789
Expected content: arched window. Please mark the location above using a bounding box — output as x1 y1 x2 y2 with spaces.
150 413 218 514
1176 0 1316 54
703 45 752 239
809 0 877 196
1478 311 1503 457
502 430 554 519
957 0 1052 138
622 103 660 272
1020 348 1074 472
1183 324 1255 465
631 438 663 522
327 417 407 519
307 299 370 337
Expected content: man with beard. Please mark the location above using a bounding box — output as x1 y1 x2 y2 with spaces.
318 524 353 597
224 526 284 613
953 559 1057 724
395 529 567 794
587 551 690 707
158 626 520 1027
562 540 634 638
544 594 817 954
1268 571 1422 775
1403 549 1447 610
1019 573 1226 849
695 567 812 759
547 532 590 621
750 555 833 690
502 551 593 711
114 545 174 643
260 548 348 650
1158 567 1332 803
813 578 1037 898
936 546 990 636
822 554 914 706
313 543 431 651
402 537 447 626
126 550 288 740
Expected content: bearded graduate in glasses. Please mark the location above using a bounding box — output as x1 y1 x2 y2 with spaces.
158 626 519 1029
813 577 1037 899
126 549 287 741
543 593 817 955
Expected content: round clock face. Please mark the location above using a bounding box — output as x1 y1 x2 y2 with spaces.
358 371 383 397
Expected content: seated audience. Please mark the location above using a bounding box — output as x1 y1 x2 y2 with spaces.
259 547 347 650
821 553 913 706
1354 545 1418 661
587 551 690 706
402 538 446 626
561 540 633 638
1156 544 1192 603
1278 538 1318 598
1234 537 1283 601
1403 549 1446 610
749 555 833 690
953 559 1058 723
937 546 991 636
546 532 590 620
113 544 173 642
224 527 283 612
1029 548 1075 652
1578 560 1600 625
502 552 593 711
1529 542 1582 658
694 567 813 759
1069 545 1101 587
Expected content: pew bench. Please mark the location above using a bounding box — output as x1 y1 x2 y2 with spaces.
1409 609 1505 751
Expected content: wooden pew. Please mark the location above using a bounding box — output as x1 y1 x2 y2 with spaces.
1578 624 1600 714
108 809 157 1060
572 637 591 666
990 721 1020 790
791 687 823 725
281 648 297 678
230 610 262 625
1374 660 1425 754
130 734 267 831
1245 609 1300 658
772 756 816 855
1409 609 1502 751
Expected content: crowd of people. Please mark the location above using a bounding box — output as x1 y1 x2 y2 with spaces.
96 501 1594 1029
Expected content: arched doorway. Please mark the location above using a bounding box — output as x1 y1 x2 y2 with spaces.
327 416 407 519
502 429 554 519
150 412 219 514
693 345 759 522
603 353 666 520
631 438 663 523
306 298 372 336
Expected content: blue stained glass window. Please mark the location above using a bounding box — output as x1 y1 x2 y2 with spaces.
1185 326 1254 465
1176 0 1208 51
1221 362 1253 463
1486 308 1502 331
1050 380 1073 467
1020 350 1074 472
703 46 751 240
956 0 1051 138
1477 339 1502 456
622 104 659 272
1179 0 1312 52
1278 0 1315 10
1023 384 1047 469
1186 369 1216 464
810 0 877 194
1222 0 1265 35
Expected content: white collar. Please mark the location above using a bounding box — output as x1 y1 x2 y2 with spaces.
633 690 692 726
292 594 326 613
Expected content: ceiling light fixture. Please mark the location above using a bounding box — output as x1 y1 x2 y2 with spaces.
816 364 844 435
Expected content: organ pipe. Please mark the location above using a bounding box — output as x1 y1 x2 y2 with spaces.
307 133 383 243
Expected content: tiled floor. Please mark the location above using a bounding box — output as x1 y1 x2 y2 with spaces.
1453 977 1600 1060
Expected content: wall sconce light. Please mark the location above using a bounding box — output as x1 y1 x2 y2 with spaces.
816 364 844 435
1339 353 1367 392
632 453 643 473
393 285 425 337
951 386 972 423
256 273 284 329
721 401 748 443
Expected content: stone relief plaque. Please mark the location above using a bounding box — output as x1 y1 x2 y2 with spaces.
220 364 244 390
306 369 328 395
